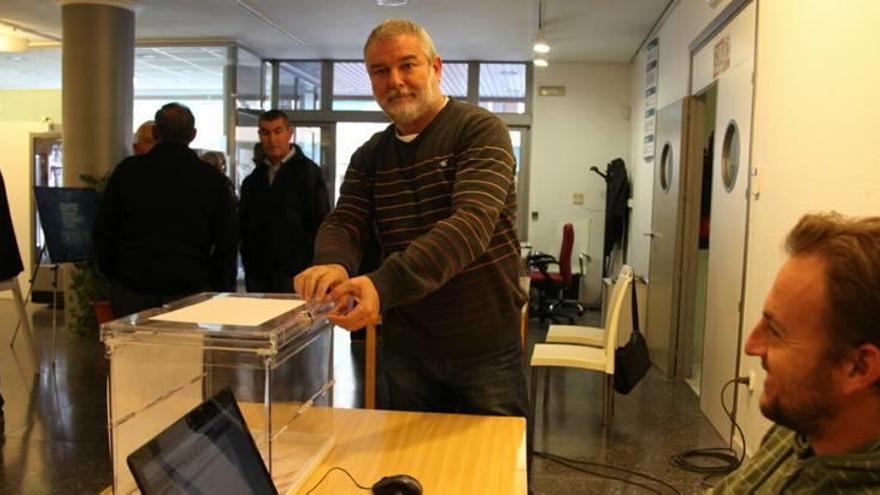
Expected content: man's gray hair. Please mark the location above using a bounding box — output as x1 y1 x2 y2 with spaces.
363 18 439 63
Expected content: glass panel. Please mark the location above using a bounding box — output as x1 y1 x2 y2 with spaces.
294 126 322 164
262 61 273 109
234 126 259 192
722 121 740 192
332 61 380 111
331 61 467 109
133 46 227 152
441 62 468 97
278 61 321 110
478 63 526 114
236 47 262 110
660 142 673 193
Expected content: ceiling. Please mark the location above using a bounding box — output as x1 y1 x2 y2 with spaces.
0 0 670 91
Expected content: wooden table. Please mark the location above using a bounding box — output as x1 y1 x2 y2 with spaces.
295 408 527 495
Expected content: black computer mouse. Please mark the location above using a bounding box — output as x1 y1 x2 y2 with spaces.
372 474 423 495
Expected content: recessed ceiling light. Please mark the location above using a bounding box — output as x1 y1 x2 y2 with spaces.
376 0 408 6
533 58 548 68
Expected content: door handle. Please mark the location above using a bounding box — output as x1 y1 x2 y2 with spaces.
644 231 662 239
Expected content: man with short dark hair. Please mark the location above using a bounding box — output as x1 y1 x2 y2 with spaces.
239 109 330 293
295 19 529 420
713 212 880 493
94 102 237 317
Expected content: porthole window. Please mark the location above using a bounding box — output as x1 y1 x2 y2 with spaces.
722 121 740 192
660 142 673 193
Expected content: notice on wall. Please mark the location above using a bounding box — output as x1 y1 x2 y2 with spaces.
643 38 659 161
713 35 731 78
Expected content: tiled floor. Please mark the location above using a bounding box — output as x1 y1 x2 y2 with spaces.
0 298 727 494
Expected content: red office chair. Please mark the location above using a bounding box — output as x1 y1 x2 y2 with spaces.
528 223 585 323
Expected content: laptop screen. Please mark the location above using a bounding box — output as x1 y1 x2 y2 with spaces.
127 387 278 495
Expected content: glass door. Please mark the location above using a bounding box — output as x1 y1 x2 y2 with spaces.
30 132 63 302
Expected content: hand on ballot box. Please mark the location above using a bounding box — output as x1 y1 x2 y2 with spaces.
325 276 381 332
294 263 349 303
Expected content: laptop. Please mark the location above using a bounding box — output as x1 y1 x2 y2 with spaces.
127 387 278 495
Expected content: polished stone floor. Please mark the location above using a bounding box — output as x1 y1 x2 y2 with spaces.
0 298 727 494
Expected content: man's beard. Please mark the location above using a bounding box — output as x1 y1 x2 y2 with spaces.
380 83 439 129
760 361 837 438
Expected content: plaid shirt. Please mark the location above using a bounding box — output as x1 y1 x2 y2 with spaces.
712 425 880 494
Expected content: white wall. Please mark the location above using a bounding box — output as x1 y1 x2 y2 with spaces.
0 89 62 295
529 62 631 302
627 0 731 276
736 0 880 453
628 0 880 455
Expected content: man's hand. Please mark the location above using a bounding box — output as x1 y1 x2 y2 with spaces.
293 264 349 303
325 276 381 331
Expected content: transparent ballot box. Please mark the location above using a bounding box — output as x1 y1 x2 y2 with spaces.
101 293 335 494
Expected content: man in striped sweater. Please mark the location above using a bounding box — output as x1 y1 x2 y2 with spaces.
295 19 529 420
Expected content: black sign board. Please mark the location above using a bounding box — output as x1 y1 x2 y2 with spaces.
33 186 97 263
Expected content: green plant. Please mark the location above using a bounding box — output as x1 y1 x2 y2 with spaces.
66 172 111 338
68 259 110 337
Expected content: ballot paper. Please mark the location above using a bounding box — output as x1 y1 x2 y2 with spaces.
150 296 305 327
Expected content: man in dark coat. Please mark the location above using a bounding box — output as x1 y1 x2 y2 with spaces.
93 102 237 317
0 168 25 422
239 110 330 293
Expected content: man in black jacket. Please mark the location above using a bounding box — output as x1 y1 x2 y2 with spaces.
94 102 237 317
239 110 330 293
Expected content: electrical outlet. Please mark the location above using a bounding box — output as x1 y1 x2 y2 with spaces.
748 369 756 392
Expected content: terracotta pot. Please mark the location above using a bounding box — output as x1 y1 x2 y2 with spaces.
93 300 115 324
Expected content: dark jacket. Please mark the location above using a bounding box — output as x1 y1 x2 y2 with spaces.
239 144 330 279
0 169 24 281
93 141 238 295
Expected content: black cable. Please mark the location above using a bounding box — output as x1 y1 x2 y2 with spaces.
304 466 371 494
669 377 748 485
535 450 681 495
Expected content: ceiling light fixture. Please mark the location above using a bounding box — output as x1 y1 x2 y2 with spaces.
532 0 550 55
533 57 548 68
376 0 408 6
0 33 28 53
533 36 550 54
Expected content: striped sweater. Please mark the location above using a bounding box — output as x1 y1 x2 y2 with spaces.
315 99 526 358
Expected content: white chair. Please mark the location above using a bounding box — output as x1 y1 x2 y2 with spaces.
529 266 633 427
545 265 634 347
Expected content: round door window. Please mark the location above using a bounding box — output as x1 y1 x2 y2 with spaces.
722 121 740 192
660 142 673 193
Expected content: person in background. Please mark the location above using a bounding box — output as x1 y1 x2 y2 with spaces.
713 212 880 493
200 150 227 175
238 110 330 293
294 19 529 421
94 102 237 317
132 120 156 155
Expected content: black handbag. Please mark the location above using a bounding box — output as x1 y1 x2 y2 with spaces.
614 275 650 394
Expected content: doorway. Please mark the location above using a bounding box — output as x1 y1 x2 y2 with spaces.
683 86 717 396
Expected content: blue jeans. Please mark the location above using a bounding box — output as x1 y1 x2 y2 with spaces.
383 343 529 417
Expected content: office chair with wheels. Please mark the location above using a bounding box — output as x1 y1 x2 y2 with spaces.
529 265 633 427
528 223 585 323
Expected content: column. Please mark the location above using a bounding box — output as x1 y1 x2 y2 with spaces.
59 0 137 186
